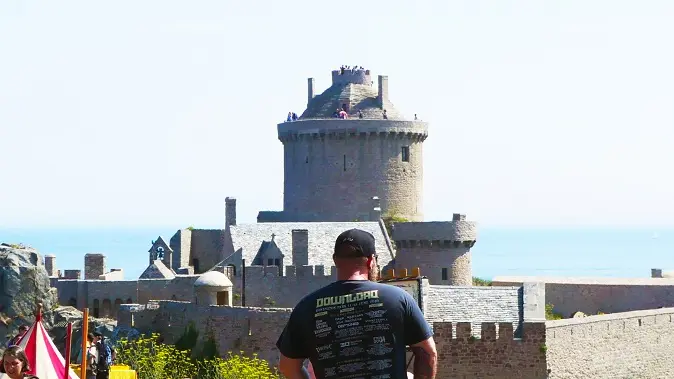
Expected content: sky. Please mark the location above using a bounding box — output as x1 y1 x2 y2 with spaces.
1 0 673 230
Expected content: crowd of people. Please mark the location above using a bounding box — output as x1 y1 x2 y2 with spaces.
338 65 366 75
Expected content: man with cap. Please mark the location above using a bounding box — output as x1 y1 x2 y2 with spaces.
276 229 437 379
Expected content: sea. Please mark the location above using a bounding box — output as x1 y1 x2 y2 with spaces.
0 227 671 281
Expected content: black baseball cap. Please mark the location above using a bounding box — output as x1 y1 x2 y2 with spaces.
334 229 377 258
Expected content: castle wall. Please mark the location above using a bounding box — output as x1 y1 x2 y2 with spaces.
55 280 79 307
119 301 548 378
137 276 198 304
119 302 291 365
86 280 138 318
234 265 336 308
278 120 427 222
433 321 548 378
425 285 523 336
492 277 674 317
546 307 674 378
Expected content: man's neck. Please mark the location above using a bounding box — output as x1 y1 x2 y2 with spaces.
337 273 368 281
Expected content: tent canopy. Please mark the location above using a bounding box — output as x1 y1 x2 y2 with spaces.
1 307 79 379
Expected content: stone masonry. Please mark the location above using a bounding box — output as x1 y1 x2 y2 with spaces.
392 215 478 285
546 307 674 378
84 253 106 280
259 69 428 223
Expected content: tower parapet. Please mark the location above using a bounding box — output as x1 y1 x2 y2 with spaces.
331 69 371 85
392 215 478 286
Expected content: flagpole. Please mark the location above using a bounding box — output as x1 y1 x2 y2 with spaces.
80 308 89 379
64 322 72 379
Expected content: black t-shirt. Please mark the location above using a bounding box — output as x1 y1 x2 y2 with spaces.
276 280 433 379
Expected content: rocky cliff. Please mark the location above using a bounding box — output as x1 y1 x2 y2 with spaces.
0 243 57 341
0 243 116 355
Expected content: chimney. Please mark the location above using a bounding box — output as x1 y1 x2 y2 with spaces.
452 213 466 221
292 229 309 266
225 197 237 228
307 78 315 107
84 253 106 280
44 255 57 277
377 75 389 107
652 269 663 278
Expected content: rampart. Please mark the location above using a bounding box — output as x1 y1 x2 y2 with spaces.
118 301 291 365
233 265 336 308
392 216 478 285
433 321 548 378
546 307 674 378
492 276 674 316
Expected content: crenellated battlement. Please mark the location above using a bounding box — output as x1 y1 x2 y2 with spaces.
241 264 337 279
392 216 478 245
277 119 428 141
433 321 546 342
331 69 371 85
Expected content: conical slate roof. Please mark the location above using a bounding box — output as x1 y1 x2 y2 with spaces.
301 82 405 120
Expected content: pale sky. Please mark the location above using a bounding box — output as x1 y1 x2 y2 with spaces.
1 0 673 229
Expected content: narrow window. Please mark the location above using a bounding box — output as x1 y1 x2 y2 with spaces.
274 258 281 266
192 258 200 273
442 268 448 281
305 156 309 163
402 146 410 162
267 258 274 266
343 154 346 171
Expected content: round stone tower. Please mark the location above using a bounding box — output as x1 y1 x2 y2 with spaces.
276 68 428 222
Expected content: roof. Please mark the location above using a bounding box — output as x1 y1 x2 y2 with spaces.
226 222 393 268
301 83 405 120
194 271 233 288
139 260 176 280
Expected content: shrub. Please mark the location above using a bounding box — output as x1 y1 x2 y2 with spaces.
114 334 282 379
545 304 563 320
472 277 492 286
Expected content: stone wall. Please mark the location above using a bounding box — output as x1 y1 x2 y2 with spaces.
278 119 427 222
137 276 198 304
433 321 548 378
119 301 291 364
492 277 674 317
425 285 523 336
546 307 674 378
233 265 336 308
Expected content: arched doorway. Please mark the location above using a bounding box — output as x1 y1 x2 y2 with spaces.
102 299 112 318
93 299 100 318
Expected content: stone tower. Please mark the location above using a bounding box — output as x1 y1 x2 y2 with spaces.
258 68 428 223
391 214 477 286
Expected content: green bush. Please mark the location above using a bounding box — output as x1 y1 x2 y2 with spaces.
115 333 282 379
545 304 563 320
472 277 492 286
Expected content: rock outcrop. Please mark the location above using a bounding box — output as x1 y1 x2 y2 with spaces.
0 243 57 342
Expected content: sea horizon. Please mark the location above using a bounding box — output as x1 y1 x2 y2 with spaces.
1 225 672 282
